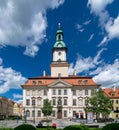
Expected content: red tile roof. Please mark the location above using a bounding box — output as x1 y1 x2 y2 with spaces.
21 75 100 88
102 88 119 98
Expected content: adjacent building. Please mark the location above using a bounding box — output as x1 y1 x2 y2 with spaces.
0 96 13 119
0 96 22 119
13 103 22 116
102 86 119 119
21 24 100 121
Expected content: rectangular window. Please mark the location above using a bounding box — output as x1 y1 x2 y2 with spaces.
52 110 56 117
64 110 67 117
79 99 83 106
79 90 82 95
85 99 88 106
32 99 35 106
116 114 118 118
58 89 61 95
26 110 30 117
37 98 41 106
64 90 67 95
26 99 30 106
85 90 88 95
116 100 118 104
32 110 35 117
64 99 67 105
52 99 56 105
111 100 114 104
26 90 30 96
73 99 76 106
52 89 56 95
32 90 36 96
73 89 76 95
44 90 47 96
73 111 76 117
37 110 41 117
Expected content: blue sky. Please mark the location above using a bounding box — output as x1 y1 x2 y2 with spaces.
0 0 119 103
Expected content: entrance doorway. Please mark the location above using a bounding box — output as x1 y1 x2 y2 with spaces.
57 109 62 119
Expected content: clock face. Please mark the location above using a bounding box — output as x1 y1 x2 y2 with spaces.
58 51 61 56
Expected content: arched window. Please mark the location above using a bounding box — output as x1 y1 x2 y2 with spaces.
58 35 61 40
26 110 30 117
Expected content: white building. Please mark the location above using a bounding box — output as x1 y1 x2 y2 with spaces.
21 24 100 121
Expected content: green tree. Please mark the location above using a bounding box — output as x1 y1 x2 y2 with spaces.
85 90 113 120
41 99 53 119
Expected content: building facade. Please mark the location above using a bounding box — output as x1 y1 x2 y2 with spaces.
102 87 119 119
13 103 22 116
22 24 100 121
0 96 13 119
0 96 22 119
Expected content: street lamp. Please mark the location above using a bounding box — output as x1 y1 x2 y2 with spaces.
23 107 27 123
32 97 36 124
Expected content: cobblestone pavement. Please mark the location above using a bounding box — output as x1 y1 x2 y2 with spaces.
0 119 110 129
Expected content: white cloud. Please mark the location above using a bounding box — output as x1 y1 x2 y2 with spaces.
106 16 119 39
13 99 23 104
87 0 113 14
87 0 119 46
0 0 64 57
99 15 119 46
13 93 22 99
83 20 91 25
88 33 94 42
0 57 27 94
75 24 84 32
98 37 109 47
87 0 113 26
69 48 105 75
93 59 119 87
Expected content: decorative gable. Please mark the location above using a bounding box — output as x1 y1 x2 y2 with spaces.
48 79 72 88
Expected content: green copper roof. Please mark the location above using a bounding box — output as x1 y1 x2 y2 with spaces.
53 23 66 48
54 41 66 48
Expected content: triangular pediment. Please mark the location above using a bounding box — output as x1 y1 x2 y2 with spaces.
48 79 72 88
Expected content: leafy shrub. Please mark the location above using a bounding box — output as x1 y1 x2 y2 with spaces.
102 123 119 130
14 124 37 130
63 125 89 130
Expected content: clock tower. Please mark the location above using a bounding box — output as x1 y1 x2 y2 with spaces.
50 24 69 77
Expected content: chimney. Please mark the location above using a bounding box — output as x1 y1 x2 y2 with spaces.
112 86 116 92
73 69 77 76
43 70 46 76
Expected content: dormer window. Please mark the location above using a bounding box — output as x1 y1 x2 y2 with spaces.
84 80 88 85
32 81 36 85
78 80 82 85
38 81 42 85
111 92 115 96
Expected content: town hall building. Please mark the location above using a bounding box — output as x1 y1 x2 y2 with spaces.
21 24 100 121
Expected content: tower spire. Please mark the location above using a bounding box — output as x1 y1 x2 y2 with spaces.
58 23 61 30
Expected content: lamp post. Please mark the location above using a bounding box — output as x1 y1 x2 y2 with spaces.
32 97 36 124
23 107 27 123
